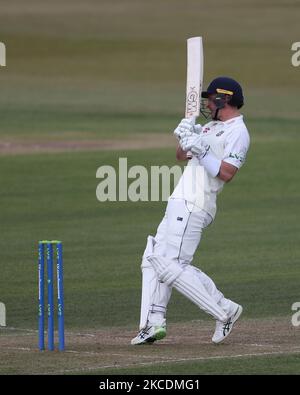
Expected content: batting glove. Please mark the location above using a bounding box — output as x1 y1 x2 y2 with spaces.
173 118 202 141
180 134 210 158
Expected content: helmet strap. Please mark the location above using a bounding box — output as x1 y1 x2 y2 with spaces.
212 108 220 121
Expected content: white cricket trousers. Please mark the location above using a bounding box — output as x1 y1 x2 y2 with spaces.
139 198 230 328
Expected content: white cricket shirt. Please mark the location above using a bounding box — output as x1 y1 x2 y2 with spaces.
170 115 250 218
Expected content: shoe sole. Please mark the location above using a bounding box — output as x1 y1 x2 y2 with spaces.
146 328 167 344
232 305 243 325
212 305 243 344
132 328 166 345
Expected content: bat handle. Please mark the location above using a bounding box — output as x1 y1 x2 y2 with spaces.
186 152 193 159
186 116 196 159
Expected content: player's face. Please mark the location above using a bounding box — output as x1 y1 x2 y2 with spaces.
206 95 217 111
206 94 218 118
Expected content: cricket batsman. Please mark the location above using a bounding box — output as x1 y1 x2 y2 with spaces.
131 77 250 345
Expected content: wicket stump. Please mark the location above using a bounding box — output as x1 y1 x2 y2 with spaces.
38 240 65 351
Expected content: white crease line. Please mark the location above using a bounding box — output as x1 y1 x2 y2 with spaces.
2 347 32 351
65 349 174 360
44 349 300 375
0 333 35 337
0 327 95 337
1 342 296 356
0 346 174 361
66 350 131 358
1 327 37 333
235 343 281 348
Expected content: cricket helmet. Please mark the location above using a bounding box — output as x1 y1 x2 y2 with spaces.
201 76 244 109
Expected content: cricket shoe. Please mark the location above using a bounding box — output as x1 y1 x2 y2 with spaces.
131 325 166 345
212 305 243 344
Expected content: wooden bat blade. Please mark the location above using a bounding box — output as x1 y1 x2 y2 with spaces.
185 37 203 159
185 37 203 119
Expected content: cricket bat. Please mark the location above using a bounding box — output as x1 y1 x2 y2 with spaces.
185 37 203 158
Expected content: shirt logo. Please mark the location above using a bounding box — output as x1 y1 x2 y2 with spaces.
216 130 225 137
229 152 245 163
203 127 210 134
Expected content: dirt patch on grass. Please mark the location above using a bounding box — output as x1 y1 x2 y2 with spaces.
0 134 175 155
1 317 299 374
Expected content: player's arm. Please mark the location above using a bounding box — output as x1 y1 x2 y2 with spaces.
218 128 250 182
175 147 238 180
179 128 248 182
217 161 238 182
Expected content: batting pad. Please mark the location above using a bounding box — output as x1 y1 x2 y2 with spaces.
147 254 227 322
139 236 171 328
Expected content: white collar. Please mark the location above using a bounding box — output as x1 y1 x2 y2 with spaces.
222 115 243 125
